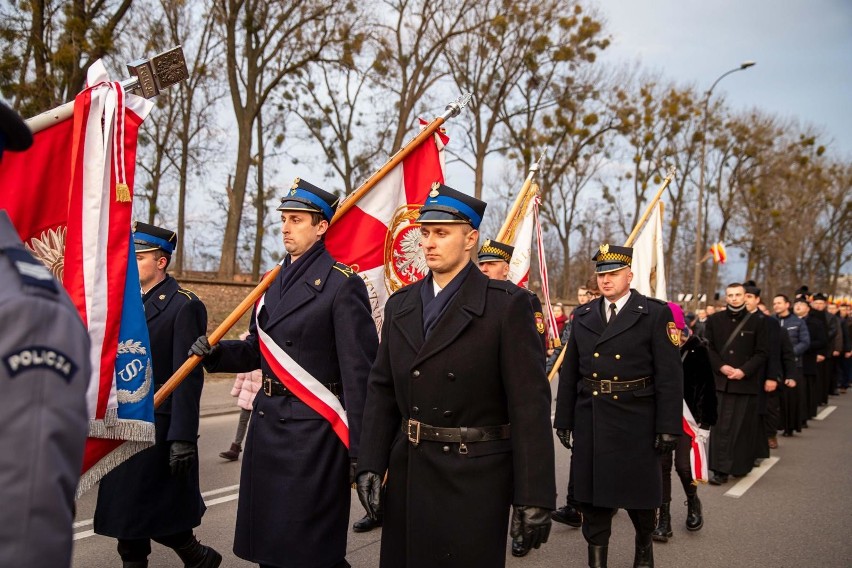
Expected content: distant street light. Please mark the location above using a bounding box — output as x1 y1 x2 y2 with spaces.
692 61 756 308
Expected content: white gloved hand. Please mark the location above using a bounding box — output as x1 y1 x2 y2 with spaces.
696 428 710 444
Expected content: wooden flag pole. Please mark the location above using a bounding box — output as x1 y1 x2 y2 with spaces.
154 93 472 408
547 166 676 382
496 154 543 244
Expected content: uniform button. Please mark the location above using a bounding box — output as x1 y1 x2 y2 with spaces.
613 376 618 381
285 340 293 346
592 391 599 396
412 370 420 377
412 406 420 415
613 395 619 400
443 410 453 418
615 354 621 360
258 410 265 417
594 352 600 358
442 445 450 453
592 372 598 378
447 372 455 380
729 350 734 354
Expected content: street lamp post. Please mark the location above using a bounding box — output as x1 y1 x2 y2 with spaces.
692 61 755 308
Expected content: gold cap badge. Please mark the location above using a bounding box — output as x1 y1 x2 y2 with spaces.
429 182 440 197
599 243 609 255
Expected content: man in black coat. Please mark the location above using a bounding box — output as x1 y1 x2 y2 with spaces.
191 179 378 568
554 244 683 568
356 184 555 568
94 223 218 568
794 298 828 420
706 283 769 485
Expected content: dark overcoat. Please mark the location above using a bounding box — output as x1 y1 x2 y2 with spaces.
553 291 683 510
357 265 555 568
681 335 718 427
704 309 769 393
209 245 377 567
95 275 207 538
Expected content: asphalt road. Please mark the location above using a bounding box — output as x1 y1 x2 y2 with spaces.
73 388 852 567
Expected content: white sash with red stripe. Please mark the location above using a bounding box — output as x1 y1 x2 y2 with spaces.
255 293 349 448
682 400 708 483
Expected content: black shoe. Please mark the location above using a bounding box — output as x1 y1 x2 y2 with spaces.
709 472 728 486
588 544 608 568
219 442 241 461
353 514 383 533
172 535 222 568
511 535 530 557
685 495 703 531
633 536 654 568
651 502 672 542
551 504 582 527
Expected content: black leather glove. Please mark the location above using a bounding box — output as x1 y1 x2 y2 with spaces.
169 440 198 476
510 505 552 553
356 471 383 521
654 433 679 455
556 429 572 450
349 458 358 486
188 335 218 358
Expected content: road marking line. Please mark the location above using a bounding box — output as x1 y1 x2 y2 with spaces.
724 457 779 498
72 484 241 537
814 406 836 421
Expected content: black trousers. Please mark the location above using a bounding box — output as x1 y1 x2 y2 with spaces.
117 530 192 561
576 502 655 546
661 434 696 502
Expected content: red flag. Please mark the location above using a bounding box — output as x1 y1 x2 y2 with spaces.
325 120 448 333
0 61 156 496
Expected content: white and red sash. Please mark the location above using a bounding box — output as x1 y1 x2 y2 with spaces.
682 400 708 483
255 293 349 448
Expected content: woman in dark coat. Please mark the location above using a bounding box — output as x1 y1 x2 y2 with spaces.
653 304 717 542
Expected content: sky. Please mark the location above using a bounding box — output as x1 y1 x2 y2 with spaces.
596 0 852 157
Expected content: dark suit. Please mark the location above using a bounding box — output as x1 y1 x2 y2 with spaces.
95 275 207 538
358 265 555 568
208 243 377 567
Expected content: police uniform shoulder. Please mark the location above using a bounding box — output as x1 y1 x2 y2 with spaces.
645 297 668 306
177 288 199 301
331 261 355 278
486 279 519 294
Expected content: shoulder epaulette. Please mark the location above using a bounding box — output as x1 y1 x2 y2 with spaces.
487 280 519 294
647 297 668 306
332 262 354 278
177 289 198 300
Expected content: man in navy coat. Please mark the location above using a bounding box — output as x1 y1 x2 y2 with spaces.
554 244 683 568
356 185 555 568
94 222 218 567
192 178 378 568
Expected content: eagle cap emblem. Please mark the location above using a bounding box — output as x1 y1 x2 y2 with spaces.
484 239 491 247
599 243 610 255
429 182 440 197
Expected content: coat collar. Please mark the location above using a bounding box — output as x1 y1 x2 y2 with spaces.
575 289 651 344
393 263 488 367
262 249 335 329
144 275 180 321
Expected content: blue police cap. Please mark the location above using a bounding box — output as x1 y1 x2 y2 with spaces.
277 178 339 222
417 183 486 229
133 221 176 254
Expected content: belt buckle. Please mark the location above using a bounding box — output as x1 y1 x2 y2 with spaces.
407 419 421 446
600 380 612 394
263 377 273 397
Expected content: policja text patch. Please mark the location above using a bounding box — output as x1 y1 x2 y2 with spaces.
3 346 78 381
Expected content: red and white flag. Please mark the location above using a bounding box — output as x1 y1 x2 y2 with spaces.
0 61 156 496
682 400 709 483
325 120 448 333
507 193 536 288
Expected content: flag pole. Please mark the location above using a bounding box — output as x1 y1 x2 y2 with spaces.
496 153 544 244
547 166 676 382
154 93 473 408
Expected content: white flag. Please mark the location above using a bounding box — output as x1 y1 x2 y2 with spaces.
631 204 667 300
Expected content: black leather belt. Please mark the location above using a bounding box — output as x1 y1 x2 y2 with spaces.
262 375 340 398
404 419 510 448
582 376 652 394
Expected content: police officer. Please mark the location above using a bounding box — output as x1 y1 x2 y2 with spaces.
356 184 555 568
554 244 683 568
0 102 92 568
94 222 219 568
191 178 378 568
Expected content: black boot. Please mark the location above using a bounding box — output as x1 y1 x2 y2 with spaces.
633 536 654 568
219 442 241 461
353 513 383 532
552 504 583 527
172 535 222 568
686 494 704 531
651 502 672 542
511 535 529 558
588 544 607 568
